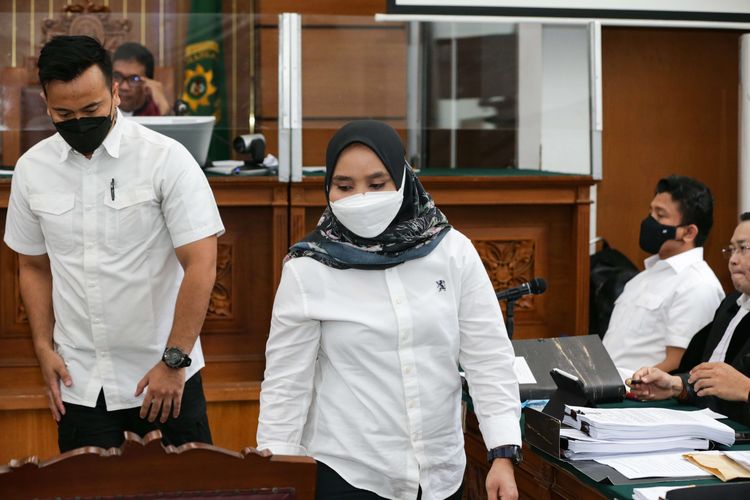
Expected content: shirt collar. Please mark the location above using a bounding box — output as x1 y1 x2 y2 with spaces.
56 108 124 162
101 108 124 159
644 246 704 273
737 293 750 311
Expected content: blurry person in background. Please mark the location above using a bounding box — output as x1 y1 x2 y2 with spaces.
112 42 170 116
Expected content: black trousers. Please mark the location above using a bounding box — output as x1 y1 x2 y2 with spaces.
57 371 212 452
316 461 464 500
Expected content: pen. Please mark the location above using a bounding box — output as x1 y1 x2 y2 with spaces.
110 178 115 201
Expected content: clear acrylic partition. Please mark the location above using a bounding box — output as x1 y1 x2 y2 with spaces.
0 8 596 176
296 14 596 175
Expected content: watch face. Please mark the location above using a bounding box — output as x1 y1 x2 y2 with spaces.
164 348 183 366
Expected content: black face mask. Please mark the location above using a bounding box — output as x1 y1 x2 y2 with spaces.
53 101 114 155
639 215 678 254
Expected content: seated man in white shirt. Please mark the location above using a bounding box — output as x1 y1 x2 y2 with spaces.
602 175 724 380
3 35 224 452
628 213 750 424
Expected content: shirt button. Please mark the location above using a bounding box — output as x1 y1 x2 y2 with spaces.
395 297 402 305
404 365 412 375
86 242 94 249
407 400 416 409
85 204 94 211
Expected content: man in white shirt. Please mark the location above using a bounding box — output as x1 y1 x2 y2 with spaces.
3 35 224 451
602 175 724 380
629 213 750 424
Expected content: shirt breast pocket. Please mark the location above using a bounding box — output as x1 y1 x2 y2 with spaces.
632 292 666 333
29 193 76 254
103 187 156 251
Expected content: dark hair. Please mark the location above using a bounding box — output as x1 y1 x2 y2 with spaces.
740 212 750 222
655 175 713 247
112 42 155 78
38 35 112 92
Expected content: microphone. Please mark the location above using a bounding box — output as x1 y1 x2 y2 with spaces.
495 277 547 302
173 99 189 116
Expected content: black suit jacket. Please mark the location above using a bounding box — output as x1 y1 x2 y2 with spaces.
677 291 750 424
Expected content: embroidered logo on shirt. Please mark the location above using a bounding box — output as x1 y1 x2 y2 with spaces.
436 280 446 292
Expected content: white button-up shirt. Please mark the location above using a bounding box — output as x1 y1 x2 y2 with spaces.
709 294 750 362
603 247 724 380
3 111 225 410
257 229 521 500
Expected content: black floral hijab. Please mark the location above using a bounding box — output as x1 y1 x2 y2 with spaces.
285 120 451 270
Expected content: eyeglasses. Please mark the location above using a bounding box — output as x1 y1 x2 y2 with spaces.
113 71 144 86
721 244 750 259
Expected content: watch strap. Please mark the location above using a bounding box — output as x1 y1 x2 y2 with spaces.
487 445 522 465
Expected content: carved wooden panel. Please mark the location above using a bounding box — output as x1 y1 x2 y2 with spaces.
41 3 132 53
474 239 535 310
0 429 315 499
460 225 547 330
207 242 232 319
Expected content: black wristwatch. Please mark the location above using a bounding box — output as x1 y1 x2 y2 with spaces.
487 445 523 465
162 346 192 369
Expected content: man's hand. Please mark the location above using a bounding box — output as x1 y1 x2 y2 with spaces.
627 366 682 401
688 362 750 402
142 77 171 116
135 362 186 423
486 458 518 500
37 347 72 422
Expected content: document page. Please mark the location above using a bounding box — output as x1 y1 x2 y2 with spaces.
724 450 750 471
594 452 712 479
513 356 537 384
632 485 687 500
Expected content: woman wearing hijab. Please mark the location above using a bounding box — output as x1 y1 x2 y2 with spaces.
256 121 521 500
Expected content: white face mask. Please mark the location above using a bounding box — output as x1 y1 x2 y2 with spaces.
330 170 406 238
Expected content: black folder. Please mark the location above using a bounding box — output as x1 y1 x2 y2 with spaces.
512 335 625 403
666 483 750 499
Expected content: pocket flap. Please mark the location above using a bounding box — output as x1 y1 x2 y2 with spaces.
104 187 154 210
634 292 665 310
29 193 75 215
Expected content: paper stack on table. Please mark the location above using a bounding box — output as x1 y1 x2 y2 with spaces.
632 485 690 500
560 405 734 466
563 405 735 444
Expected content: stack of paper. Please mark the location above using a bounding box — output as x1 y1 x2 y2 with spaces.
563 405 735 445
561 428 709 461
560 405 734 462
632 485 690 500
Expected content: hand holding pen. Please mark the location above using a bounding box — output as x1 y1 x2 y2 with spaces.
626 366 682 401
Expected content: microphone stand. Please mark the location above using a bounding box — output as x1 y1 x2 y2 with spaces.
505 299 517 340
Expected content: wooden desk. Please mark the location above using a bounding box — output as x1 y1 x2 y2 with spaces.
463 400 750 500
0 170 594 467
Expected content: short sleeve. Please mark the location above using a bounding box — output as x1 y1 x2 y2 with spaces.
665 282 723 349
3 163 47 255
158 142 225 248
